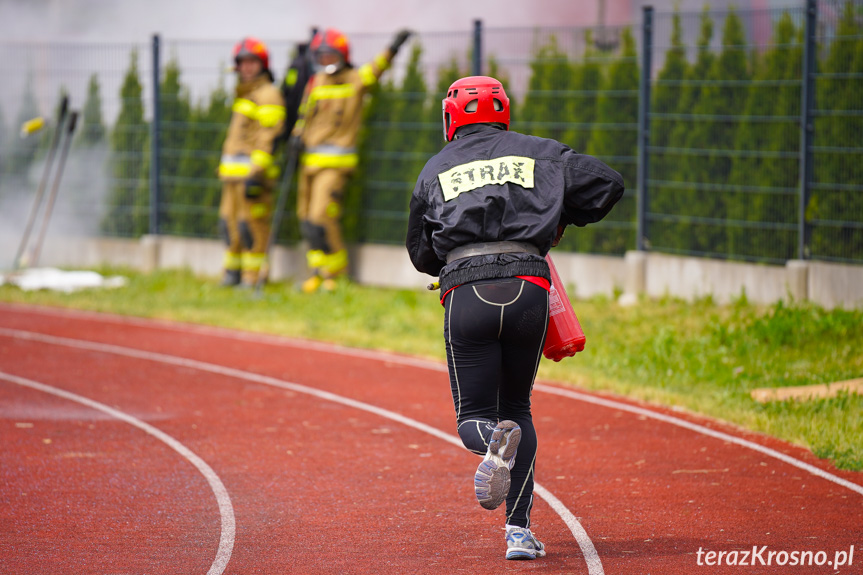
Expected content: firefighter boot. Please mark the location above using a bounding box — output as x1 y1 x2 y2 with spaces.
301 274 323 293
220 269 241 287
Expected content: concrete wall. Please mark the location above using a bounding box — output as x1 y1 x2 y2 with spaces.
644 253 799 304
35 235 863 310
808 261 863 310
622 252 863 309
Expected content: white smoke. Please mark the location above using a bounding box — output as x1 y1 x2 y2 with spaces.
0 143 110 270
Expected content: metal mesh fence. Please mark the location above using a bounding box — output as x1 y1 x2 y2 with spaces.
643 0 863 264
809 0 863 262
1 1 861 268
645 7 807 263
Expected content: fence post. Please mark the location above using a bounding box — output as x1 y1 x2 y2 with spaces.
798 0 816 260
637 6 653 251
472 19 482 76
150 33 161 235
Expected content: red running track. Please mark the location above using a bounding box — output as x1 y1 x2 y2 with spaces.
0 303 861 574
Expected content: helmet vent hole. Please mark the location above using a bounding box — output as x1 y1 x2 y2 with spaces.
493 98 503 111
465 99 478 113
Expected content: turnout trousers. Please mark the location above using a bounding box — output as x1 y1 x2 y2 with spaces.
218 180 273 285
443 277 549 528
296 164 351 278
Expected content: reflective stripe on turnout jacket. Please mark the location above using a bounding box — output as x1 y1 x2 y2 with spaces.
219 75 286 182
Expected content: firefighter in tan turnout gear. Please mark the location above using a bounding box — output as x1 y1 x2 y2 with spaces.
218 37 286 288
292 27 412 293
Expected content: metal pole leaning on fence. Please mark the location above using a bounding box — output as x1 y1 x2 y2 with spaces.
29 111 79 268
637 6 653 252
798 0 816 261
254 141 301 296
12 95 69 270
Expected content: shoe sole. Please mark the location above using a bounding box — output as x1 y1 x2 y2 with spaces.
475 458 511 510
506 548 546 560
474 421 521 510
490 421 521 463
506 540 546 560
506 549 537 560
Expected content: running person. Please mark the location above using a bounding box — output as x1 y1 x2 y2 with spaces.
406 76 625 560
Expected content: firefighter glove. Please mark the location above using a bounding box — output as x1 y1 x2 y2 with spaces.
244 178 264 199
389 30 412 55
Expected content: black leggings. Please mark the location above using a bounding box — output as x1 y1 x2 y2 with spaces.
443 277 548 528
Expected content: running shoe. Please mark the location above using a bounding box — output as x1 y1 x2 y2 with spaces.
474 420 521 510
219 269 241 287
505 526 546 560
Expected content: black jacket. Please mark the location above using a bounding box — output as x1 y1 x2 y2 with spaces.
406 124 625 294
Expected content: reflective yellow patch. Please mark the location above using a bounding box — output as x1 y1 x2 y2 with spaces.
256 104 285 127
359 63 377 86
233 98 257 118
218 162 252 178
242 252 266 271
306 249 326 268
437 156 535 202
249 202 269 219
307 83 356 113
310 83 355 101
374 54 390 71
322 249 348 275
285 68 298 86
251 149 273 169
302 152 358 169
265 164 280 180
223 252 242 269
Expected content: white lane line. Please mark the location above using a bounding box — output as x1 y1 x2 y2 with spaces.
0 327 604 575
0 370 235 575
534 383 863 498
0 303 469 371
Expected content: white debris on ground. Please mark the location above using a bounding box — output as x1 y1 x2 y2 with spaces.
0 268 127 293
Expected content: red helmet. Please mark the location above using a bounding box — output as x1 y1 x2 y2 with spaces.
442 76 510 142
233 37 270 71
311 28 350 69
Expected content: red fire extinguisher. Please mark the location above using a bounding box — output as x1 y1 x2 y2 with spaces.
543 253 586 361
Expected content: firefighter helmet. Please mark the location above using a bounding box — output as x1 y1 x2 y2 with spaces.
442 76 510 142
311 28 350 74
233 37 270 71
